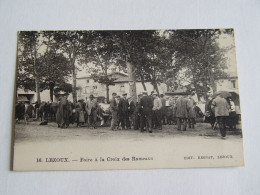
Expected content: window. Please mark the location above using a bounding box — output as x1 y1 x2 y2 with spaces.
120 85 125 92
93 86 98 90
86 79 89 84
230 80 236 88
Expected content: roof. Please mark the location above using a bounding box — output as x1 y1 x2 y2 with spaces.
113 77 130 83
77 72 128 79
165 88 188 95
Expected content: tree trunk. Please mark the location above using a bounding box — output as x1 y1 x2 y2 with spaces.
153 81 160 95
33 48 41 103
49 82 55 102
140 74 147 91
35 76 41 103
72 65 77 103
127 60 137 103
106 83 109 101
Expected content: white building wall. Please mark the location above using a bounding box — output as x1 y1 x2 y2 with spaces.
17 88 73 103
77 80 167 100
216 78 239 94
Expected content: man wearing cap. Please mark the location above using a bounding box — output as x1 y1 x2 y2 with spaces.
85 94 98 128
110 92 118 130
140 91 154 133
118 93 130 130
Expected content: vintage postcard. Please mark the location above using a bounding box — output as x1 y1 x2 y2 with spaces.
12 29 244 171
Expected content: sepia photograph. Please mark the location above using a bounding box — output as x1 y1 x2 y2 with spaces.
12 29 244 171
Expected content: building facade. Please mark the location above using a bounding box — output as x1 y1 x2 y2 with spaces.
76 72 167 100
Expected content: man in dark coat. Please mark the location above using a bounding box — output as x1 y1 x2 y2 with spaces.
118 93 130 129
128 96 136 129
134 94 143 130
110 92 118 130
140 91 154 133
187 95 196 129
175 95 189 131
85 95 98 128
205 97 216 129
160 94 167 125
56 96 70 128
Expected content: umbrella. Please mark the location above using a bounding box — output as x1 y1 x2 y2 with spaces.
212 91 232 99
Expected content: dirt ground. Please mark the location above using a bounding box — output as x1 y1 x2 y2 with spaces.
14 120 243 143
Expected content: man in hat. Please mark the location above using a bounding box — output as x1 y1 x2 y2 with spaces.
160 94 167 125
211 94 230 138
175 94 189 131
134 94 143 130
152 93 162 130
110 92 118 130
118 93 130 129
128 96 136 129
75 99 85 127
140 91 154 133
85 94 98 128
187 94 196 129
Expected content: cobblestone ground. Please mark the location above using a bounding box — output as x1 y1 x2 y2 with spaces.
14 120 243 143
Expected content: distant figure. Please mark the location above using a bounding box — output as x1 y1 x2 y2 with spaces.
134 94 143 130
175 95 189 131
15 101 25 121
152 93 162 130
110 93 118 130
140 91 154 133
86 95 98 129
205 97 216 129
56 96 70 128
75 99 85 127
187 95 196 129
128 96 136 129
118 93 130 130
159 94 166 125
211 95 230 138
227 97 237 130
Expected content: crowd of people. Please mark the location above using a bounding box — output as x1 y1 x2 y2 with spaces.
109 91 200 133
15 90 240 138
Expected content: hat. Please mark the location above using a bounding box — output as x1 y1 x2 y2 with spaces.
143 91 148 95
89 94 94 98
112 92 117 96
122 93 127 96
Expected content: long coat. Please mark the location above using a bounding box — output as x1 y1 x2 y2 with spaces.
211 96 230 117
56 97 70 127
187 98 196 118
175 96 189 118
118 98 129 114
85 99 98 115
140 95 153 112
